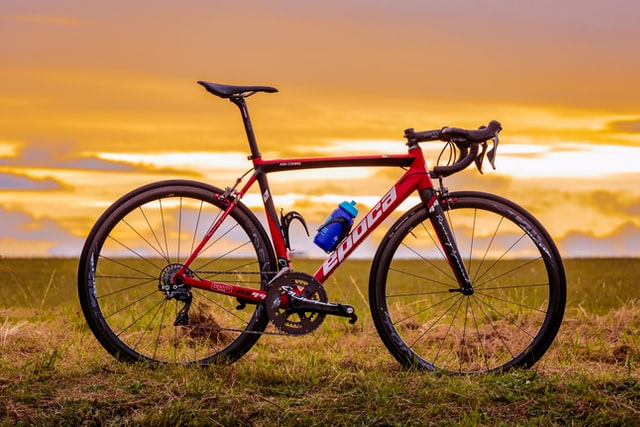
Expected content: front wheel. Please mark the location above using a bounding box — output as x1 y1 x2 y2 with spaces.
78 180 277 365
369 191 566 374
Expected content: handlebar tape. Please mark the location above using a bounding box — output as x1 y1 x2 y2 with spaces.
431 141 479 177
439 120 502 144
403 121 502 177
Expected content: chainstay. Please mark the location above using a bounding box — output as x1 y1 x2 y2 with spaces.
187 269 313 336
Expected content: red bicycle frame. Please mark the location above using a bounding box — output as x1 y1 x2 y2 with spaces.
177 95 470 304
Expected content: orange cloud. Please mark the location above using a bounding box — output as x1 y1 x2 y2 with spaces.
1 2 640 257
0 206 83 257
608 118 640 134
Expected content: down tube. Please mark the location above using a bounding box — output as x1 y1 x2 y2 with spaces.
314 172 429 283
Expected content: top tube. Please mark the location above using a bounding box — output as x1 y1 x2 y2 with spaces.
253 154 415 172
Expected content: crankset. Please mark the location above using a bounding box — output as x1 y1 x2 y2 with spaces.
265 272 357 335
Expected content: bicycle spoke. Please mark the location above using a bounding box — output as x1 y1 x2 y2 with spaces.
144 299 170 362
393 292 461 327
399 242 456 284
469 214 504 283
474 257 542 289
371 192 565 374
176 198 183 261
103 236 165 272
465 297 492 372
195 239 252 271
78 182 275 365
192 288 251 327
110 293 166 337
472 232 529 285
138 205 169 262
429 295 465 368
102 287 161 320
471 296 521 360
94 277 157 299
190 200 205 256
98 254 159 279
388 265 455 290
158 199 170 262
420 221 448 262
475 286 549 313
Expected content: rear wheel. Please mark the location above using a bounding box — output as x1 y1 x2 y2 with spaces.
369 191 566 374
78 180 276 365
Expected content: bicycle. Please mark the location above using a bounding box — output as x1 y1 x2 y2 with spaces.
78 81 566 374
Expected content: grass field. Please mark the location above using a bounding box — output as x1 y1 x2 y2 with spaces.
1 257 639 425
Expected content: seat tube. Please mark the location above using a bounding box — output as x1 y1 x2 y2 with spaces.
230 96 288 268
256 170 290 269
419 188 474 294
230 96 261 160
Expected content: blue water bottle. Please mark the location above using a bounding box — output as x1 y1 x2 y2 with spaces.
313 201 358 252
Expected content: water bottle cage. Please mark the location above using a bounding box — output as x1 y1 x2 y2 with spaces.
280 210 310 251
318 217 352 252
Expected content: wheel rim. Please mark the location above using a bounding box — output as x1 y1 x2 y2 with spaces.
377 197 563 374
82 186 273 364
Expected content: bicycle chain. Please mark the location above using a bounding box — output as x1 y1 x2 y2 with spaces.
188 270 327 336
194 270 277 276
179 324 291 337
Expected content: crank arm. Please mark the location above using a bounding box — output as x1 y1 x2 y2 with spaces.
283 287 358 324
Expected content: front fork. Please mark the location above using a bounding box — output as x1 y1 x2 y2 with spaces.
419 187 474 295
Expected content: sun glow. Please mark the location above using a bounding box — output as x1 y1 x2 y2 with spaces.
98 151 251 171
2 1 640 258
496 143 640 178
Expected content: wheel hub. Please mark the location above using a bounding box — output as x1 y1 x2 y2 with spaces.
159 263 193 298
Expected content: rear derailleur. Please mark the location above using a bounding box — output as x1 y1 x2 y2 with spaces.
159 263 194 326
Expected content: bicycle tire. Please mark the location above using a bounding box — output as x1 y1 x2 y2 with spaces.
369 191 566 374
78 180 277 365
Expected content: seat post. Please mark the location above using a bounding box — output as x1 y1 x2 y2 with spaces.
230 96 261 159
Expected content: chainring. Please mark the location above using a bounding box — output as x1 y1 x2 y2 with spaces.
265 272 327 335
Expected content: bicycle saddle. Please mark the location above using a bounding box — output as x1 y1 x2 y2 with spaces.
198 81 278 98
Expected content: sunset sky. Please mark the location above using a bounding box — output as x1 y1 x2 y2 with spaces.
1 0 639 257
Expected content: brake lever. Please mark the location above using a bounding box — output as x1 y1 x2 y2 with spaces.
474 142 488 174
487 133 499 170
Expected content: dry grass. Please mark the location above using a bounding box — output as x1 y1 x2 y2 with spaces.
1 258 639 425
1 298 639 426
548 300 640 373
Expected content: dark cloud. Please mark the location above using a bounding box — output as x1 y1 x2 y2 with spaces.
0 139 135 171
577 189 640 216
0 173 67 191
494 183 640 219
0 206 83 256
561 222 640 257
1 138 199 176
608 119 640 133
629 204 640 216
